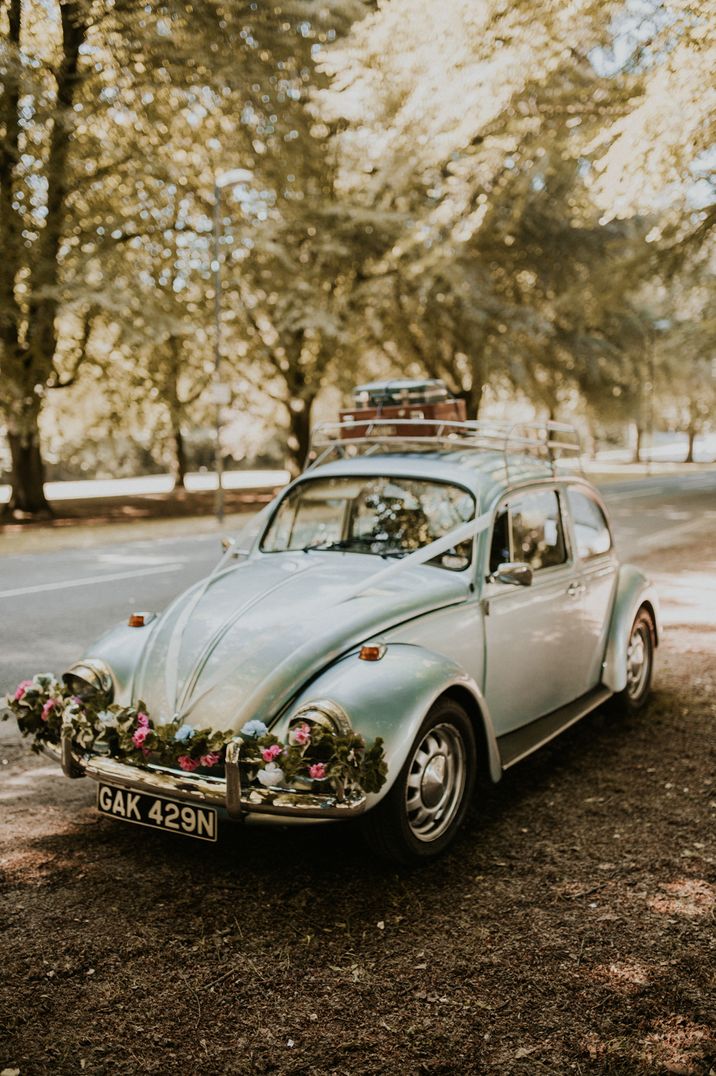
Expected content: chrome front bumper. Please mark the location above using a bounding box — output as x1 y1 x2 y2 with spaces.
44 738 367 819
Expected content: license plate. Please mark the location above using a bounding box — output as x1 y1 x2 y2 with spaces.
97 783 218 842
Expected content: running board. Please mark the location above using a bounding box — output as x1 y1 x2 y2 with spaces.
497 686 612 770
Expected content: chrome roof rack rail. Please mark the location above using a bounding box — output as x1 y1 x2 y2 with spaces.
305 418 583 482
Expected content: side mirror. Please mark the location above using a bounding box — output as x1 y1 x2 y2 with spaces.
494 561 533 587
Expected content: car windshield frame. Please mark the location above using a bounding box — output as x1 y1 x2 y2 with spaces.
259 472 477 566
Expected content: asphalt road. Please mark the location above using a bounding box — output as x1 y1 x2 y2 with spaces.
0 471 714 700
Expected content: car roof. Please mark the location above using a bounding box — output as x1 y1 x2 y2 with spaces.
297 449 590 509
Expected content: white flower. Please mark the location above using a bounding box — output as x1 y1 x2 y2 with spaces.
96 710 117 729
257 762 286 788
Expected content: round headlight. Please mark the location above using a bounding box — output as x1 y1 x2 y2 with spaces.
289 699 352 736
62 660 114 701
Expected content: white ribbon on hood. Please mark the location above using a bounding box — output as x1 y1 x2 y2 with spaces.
339 507 494 602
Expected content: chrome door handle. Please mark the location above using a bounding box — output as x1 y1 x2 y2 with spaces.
567 582 584 597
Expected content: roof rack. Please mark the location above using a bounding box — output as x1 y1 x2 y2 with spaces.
305 418 583 482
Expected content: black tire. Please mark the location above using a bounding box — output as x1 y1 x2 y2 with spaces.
361 697 477 865
609 606 655 716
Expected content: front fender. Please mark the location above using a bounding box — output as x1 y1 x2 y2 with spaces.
78 619 160 705
277 643 502 806
602 564 661 693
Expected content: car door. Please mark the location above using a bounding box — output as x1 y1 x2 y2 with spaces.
482 487 584 736
564 486 619 695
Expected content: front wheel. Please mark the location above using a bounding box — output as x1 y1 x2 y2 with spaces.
610 607 655 716
361 698 477 865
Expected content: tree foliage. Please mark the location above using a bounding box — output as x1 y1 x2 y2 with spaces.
1 0 714 516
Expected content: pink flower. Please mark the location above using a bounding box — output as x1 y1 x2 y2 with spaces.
132 726 150 748
136 712 150 728
178 755 200 772
199 752 221 768
14 680 33 701
41 698 58 722
289 722 311 747
261 744 283 763
308 762 326 780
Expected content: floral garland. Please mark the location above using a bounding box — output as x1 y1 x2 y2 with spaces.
3 673 387 796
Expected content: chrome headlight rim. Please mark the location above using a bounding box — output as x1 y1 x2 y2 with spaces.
62 659 114 702
289 699 353 737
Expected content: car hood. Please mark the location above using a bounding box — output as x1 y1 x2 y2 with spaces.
132 551 469 732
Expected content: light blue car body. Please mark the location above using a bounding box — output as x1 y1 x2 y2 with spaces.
78 448 660 810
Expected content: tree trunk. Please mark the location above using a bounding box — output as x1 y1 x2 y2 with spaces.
685 424 696 464
633 423 643 464
172 423 187 489
5 418 51 516
457 380 485 421
1 1 87 520
287 398 314 475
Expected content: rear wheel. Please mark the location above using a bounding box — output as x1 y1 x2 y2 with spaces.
610 607 655 715
361 697 477 865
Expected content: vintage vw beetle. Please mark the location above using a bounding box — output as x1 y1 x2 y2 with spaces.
43 392 659 863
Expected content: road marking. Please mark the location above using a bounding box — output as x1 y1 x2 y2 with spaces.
0 562 183 599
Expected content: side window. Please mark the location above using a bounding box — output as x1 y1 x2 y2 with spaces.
509 490 567 571
567 489 612 559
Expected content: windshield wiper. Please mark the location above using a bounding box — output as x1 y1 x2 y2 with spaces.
301 537 406 558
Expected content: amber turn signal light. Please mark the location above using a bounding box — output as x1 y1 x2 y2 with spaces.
359 644 386 661
128 613 146 627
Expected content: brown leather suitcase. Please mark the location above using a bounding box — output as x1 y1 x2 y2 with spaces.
338 398 467 439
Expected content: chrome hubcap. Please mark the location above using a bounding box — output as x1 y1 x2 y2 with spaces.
405 723 466 842
626 624 649 699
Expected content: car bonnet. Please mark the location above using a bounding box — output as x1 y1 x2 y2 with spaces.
131 552 471 733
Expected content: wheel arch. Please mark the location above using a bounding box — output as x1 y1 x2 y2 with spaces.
602 565 661 693
439 683 502 786
639 599 659 646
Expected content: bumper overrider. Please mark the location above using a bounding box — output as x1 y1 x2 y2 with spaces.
45 730 368 820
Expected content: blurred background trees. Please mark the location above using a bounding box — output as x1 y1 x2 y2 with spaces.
1 0 714 516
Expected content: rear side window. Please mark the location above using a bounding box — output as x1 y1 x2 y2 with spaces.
567 489 612 559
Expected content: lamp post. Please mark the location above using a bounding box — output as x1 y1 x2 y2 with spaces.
212 167 253 523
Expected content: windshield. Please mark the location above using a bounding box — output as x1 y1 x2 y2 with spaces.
260 475 476 565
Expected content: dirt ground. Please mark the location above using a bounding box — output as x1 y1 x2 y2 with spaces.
1 537 714 1075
